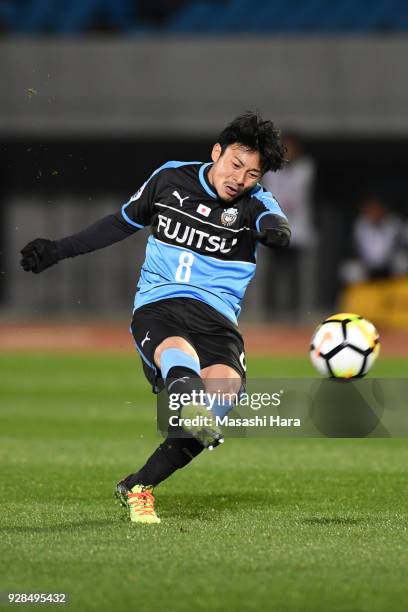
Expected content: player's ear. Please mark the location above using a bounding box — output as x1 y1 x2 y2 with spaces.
211 143 222 163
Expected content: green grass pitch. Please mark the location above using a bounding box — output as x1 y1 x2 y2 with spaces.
1 352 408 611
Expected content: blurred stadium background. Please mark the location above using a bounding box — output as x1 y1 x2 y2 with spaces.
1 0 408 350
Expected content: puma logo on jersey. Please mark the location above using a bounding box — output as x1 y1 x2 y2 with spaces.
172 191 189 207
141 331 151 347
157 214 238 254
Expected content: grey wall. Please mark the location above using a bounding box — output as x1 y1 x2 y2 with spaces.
6 197 149 317
1 36 408 137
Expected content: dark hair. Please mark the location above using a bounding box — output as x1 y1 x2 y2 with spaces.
217 111 285 173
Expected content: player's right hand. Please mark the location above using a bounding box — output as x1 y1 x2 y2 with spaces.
20 238 60 273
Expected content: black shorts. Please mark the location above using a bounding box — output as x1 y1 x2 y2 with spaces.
131 297 246 393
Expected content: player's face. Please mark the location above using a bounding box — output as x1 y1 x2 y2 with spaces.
208 143 263 202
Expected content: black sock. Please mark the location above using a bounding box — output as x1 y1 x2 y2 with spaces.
123 435 204 489
123 366 207 489
165 365 206 401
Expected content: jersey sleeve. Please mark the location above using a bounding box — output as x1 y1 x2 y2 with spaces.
55 214 136 259
118 164 166 229
249 187 288 232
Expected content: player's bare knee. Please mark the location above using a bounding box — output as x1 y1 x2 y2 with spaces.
154 336 198 369
202 364 242 399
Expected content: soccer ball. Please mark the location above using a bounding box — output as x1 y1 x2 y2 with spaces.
310 313 380 379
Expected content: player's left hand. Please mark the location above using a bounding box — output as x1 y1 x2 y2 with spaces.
254 227 290 249
20 238 60 273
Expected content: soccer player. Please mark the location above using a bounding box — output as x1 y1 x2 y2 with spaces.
20 112 290 524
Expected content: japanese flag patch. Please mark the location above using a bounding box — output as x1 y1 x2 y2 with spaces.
196 204 211 217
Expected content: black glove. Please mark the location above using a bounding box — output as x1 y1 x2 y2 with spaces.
254 227 291 249
20 238 60 273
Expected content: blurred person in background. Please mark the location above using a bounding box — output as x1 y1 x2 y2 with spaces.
340 195 407 284
261 131 316 320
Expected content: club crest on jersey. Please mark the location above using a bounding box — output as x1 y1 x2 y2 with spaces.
221 207 239 227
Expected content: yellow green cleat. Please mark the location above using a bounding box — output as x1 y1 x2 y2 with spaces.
115 482 160 524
